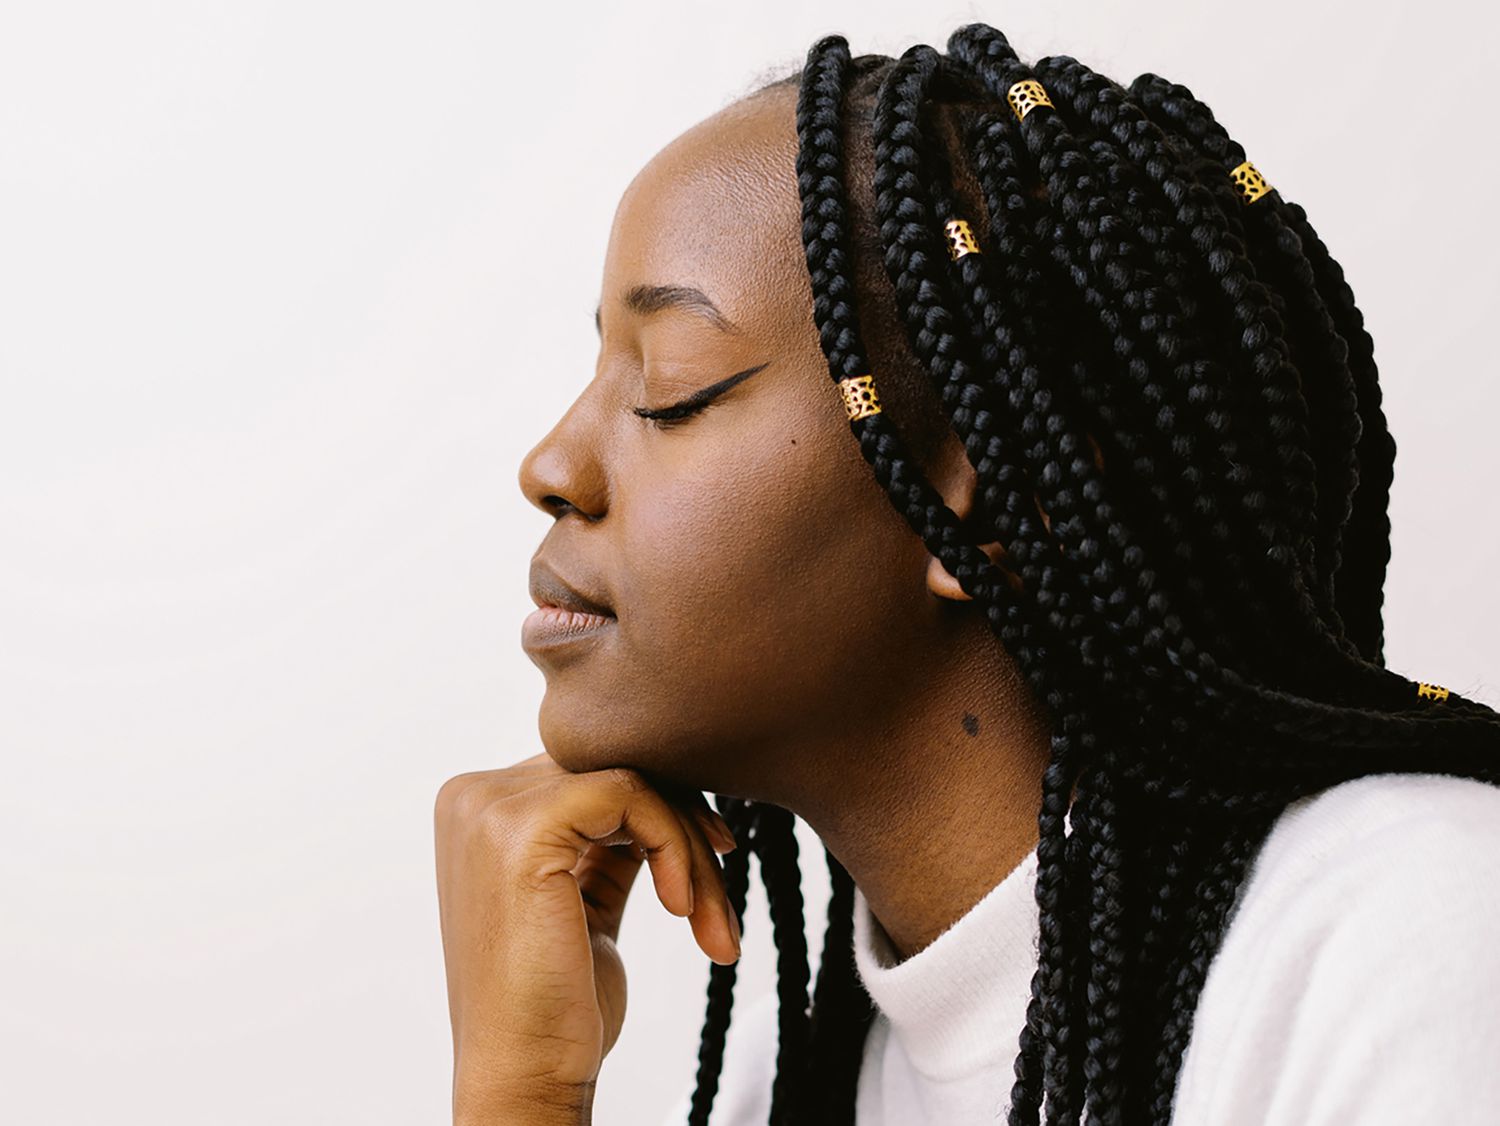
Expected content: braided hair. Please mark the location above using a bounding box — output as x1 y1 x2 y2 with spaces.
679 23 1500 1126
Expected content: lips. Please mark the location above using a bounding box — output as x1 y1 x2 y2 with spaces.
528 558 615 619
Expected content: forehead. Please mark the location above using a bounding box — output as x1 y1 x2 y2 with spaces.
599 89 808 340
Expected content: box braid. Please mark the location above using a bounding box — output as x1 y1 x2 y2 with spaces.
683 796 752 1125
1019 53 1359 654
1125 71 1397 666
675 23 1500 1126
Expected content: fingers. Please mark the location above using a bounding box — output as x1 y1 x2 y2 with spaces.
641 785 741 964
569 837 649 942
663 802 741 966
565 769 700 921
690 803 740 856
639 775 738 853
436 763 743 966
551 771 740 966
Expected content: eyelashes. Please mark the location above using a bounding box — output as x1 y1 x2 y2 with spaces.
629 361 772 430
631 398 715 430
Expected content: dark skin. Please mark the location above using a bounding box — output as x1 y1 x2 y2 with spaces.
516 83 1054 965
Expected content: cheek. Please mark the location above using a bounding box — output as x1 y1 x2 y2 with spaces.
612 430 921 728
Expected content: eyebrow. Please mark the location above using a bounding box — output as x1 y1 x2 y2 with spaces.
594 283 741 338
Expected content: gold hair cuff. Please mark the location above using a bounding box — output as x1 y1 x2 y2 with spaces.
838 374 882 420
1417 682 1450 702
1007 79 1053 122
1230 159 1272 204
944 218 981 260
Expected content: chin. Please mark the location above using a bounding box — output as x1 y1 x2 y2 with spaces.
536 697 716 796
535 693 642 776
535 712 601 775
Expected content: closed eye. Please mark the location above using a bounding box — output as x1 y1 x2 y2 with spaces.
633 399 714 428
631 361 772 430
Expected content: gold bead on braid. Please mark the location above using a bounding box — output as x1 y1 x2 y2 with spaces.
1417 681 1451 703
838 374 882 421
944 218 982 260
1007 79 1054 122
1230 159 1272 204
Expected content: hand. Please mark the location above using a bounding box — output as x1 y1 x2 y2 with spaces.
434 752 741 1123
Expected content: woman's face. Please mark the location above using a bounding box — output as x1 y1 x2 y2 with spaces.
516 88 969 798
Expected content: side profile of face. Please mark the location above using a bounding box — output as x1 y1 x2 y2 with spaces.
517 84 1021 804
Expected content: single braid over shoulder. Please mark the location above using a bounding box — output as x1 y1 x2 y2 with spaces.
678 23 1500 1126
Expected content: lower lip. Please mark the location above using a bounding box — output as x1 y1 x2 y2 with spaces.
522 605 617 650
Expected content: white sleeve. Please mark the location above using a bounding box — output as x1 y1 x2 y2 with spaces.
1176 774 1500 1125
1279 836 1500 1123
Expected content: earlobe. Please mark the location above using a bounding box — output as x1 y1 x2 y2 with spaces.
917 426 1086 602
925 538 1023 601
922 430 1026 602
927 551 974 601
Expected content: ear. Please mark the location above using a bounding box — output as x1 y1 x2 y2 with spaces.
921 427 1038 603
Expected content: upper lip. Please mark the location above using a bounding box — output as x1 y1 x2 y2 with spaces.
529 558 615 618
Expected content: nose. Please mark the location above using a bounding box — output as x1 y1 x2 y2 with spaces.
516 391 610 521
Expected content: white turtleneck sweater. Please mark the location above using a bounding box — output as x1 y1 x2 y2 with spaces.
658 771 1500 1124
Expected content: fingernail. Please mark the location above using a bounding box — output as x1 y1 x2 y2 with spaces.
713 816 737 851
697 809 737 852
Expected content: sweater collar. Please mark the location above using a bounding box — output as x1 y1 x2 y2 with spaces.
850 843 1041 1081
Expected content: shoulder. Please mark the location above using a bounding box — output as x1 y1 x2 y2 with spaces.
1233 771 1500 1005
1232 770 1500 930
1175 772 1500 1124
657 989 780 1126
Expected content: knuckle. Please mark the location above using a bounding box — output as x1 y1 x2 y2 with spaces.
436 770 518 831
602 766 650 795
449 777 496 822
434 772 481 821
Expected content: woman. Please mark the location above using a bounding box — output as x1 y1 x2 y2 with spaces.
434 23 1500 1125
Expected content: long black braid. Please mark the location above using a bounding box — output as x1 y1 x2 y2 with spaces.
679 24 1500 1126
1125 70 1398 666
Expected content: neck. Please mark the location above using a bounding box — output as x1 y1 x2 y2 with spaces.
770 610 1052 961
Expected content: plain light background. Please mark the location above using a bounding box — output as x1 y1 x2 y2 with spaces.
2 1 1496 1122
